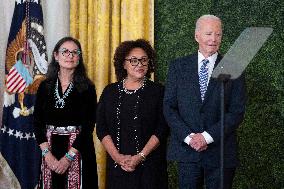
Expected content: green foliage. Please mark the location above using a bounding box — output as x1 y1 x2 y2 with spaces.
154 0 212 82
155 0 284 188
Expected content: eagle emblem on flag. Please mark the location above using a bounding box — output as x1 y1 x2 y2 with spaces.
5 12 48 117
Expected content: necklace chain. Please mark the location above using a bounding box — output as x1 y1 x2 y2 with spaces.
54 78 73 109
122 78 145 94
114 79 146 167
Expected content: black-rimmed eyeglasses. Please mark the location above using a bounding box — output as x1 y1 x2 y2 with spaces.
125 57 149 66
59 48 81 58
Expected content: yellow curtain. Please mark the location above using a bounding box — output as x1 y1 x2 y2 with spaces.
70 1 154 188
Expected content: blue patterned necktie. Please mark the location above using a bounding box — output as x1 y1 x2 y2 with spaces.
199 59 209 101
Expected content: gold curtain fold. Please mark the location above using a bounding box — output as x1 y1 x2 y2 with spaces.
70 1 154 188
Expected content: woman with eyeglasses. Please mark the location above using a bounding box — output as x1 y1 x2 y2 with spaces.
34 37 98 189
96 39 169 189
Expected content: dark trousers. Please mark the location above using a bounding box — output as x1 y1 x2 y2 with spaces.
178 162 235 189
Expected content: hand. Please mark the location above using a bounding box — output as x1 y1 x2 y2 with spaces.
120 163 135 172
113 153 132 168
54 156 71 175
189 133 208 152
44 152 59 171
122 154 143 172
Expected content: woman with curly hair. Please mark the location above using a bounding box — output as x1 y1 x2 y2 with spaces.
96 39 168 189
34 37 98 189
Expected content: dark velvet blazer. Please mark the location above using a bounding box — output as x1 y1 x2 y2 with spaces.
163 52 246 168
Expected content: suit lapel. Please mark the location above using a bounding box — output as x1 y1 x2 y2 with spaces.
179 53 223 107
180 53 203 106
190 55 203 105
202 54 223 104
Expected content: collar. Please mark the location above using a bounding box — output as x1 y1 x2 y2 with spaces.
198 51 218 65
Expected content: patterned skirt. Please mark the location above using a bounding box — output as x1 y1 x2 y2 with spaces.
39 125 82 189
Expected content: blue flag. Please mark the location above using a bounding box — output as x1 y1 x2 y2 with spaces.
0 0 48 188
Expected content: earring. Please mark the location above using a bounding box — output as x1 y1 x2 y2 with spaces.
77 61 79 65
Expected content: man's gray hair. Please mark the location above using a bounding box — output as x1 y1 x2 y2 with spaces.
195 15 222 32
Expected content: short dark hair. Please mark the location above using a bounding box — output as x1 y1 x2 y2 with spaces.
46 36 93 93
114 39 155 81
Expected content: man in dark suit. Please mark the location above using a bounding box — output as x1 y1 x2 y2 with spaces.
163 15 246 189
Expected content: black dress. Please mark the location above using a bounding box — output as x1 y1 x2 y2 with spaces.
96 79 168 189
34 79 98 189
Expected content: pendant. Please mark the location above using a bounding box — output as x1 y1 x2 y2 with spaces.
54 78 73 109
55 98 65 109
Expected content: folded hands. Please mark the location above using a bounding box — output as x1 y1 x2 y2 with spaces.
189 133 208 152
114 153 143 172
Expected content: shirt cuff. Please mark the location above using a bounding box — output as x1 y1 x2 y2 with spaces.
184 133 195 145
201 131 214 144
